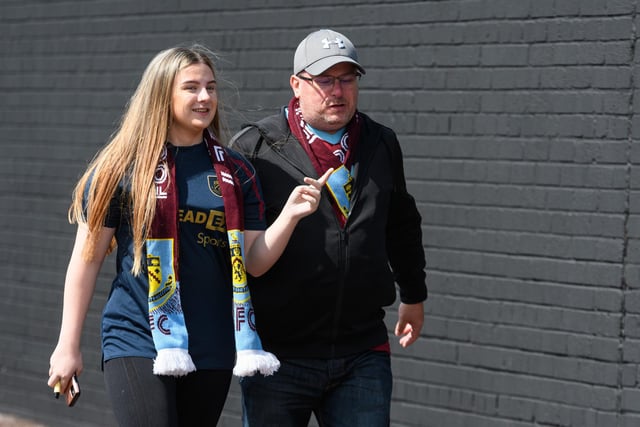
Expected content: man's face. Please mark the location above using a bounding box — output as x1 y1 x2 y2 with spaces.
290 62 360 134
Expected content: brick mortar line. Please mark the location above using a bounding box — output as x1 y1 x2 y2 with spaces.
617 3 638 423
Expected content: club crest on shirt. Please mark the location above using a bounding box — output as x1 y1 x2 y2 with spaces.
207 175 222 197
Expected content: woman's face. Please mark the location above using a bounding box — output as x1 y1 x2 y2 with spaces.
167 62 217 146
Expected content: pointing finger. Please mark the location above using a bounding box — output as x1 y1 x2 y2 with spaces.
304 168 334 188
317 168 333 186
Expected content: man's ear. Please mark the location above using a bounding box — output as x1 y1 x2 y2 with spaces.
290 75 301 97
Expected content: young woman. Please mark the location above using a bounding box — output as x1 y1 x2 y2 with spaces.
47 44 330 426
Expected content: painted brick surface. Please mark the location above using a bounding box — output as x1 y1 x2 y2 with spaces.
1 0 638 426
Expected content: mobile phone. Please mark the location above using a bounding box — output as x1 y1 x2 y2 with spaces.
66 375 81 407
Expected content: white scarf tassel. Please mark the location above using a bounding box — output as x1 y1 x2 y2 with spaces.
233 349 280 377
153 348 197 376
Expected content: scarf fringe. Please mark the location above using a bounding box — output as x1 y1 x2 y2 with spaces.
153 348 197 376
233 349 280 377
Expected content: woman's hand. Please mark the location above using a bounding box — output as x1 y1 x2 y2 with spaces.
244 168 333 277
281 168 333 221
48 343 83 395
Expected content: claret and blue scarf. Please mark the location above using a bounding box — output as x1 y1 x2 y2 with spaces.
287 96 360 226
146 130 280 377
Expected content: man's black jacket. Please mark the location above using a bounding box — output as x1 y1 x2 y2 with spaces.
231 109 427 358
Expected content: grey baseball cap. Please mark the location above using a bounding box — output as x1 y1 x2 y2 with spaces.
293 29 366 76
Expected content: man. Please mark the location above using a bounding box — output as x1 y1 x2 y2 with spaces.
230 28 427 427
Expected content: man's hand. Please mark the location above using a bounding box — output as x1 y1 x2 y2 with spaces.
394 302 424 348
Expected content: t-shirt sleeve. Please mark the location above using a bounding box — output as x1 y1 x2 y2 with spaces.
82 176 126 229
104 188 124 228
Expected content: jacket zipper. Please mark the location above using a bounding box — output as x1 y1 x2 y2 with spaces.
329 225 348 358
268 125 378 358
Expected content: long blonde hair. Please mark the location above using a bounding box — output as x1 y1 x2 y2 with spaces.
69 44 224 275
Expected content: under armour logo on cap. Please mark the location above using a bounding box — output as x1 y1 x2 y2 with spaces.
293 29 366 76
322 37 346 49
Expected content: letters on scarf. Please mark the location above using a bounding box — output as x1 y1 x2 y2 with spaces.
147 130 279 377
287 97 361 226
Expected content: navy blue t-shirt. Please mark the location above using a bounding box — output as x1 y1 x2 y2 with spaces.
100 142 266 370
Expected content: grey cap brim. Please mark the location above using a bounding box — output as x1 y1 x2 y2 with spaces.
301 56 366 76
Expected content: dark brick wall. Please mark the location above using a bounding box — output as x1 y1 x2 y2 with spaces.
1 1 638 426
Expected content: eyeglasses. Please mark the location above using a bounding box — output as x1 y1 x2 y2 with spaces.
297 73 361 90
